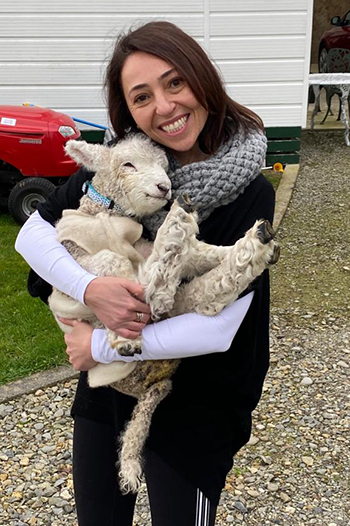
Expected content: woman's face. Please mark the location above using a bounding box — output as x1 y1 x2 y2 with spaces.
121 52 209 164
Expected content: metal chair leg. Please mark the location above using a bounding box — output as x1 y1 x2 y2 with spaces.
339 88 350 146
320 92 333 125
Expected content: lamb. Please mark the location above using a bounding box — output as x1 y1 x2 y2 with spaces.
48 134 280 493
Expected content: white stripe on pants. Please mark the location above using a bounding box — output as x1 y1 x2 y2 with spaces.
195 489 211 526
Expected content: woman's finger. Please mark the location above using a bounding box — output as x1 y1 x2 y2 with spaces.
130 298 152 314
124 280 147 301
124 321 149 332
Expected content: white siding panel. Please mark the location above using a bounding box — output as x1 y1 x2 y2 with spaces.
0 37 204 62
0 64 105 85
227 83 304 106
210 0 308 12
0 0 313 129
210 37 306 60
249 105 302 127
0 39 114 62
0 87 104 109
1 61 305 87
217 60 304 83
210 13 307 37
0 15 203 38
0 0 203 13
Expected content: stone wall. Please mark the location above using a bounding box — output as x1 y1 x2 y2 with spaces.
311 0 349 65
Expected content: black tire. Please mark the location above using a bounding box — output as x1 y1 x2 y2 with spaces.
318 45 329 73
8 177 55 224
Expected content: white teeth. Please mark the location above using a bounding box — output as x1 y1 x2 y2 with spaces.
161 116 187 133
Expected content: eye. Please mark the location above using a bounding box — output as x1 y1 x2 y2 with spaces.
134 94 148 105
123 162 136 170
169 77 184 89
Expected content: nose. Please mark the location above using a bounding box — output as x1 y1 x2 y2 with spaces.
157 183 170 198
154 92 176 116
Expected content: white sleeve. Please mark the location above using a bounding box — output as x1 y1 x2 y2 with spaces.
15 210 96 304
91 291 254 363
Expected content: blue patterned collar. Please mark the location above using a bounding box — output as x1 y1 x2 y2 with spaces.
82 181 136 218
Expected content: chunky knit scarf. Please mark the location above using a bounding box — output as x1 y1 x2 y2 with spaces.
142 129 267 239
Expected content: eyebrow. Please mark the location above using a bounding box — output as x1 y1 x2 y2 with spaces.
128 68 177 97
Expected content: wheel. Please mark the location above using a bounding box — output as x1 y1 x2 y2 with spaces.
8 177 55 224
318 45 329 73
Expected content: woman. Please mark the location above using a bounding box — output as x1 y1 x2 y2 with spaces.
16 21 275 526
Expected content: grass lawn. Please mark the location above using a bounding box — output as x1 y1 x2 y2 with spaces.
261 169 283 191
0 214 66 385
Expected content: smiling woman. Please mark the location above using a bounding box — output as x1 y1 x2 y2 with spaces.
15 20 274 526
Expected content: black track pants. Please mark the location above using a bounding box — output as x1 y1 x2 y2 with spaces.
73 416 218 526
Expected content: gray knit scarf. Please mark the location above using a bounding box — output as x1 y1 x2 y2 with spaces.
142 129 267 239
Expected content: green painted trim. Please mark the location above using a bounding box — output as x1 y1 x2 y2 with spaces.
80 130 105 143
267 139 300 153
265 127 301 139
266 153 300 165
265 128 301 162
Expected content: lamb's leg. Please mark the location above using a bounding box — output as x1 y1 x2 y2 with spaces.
78 249 135 280
171 219 280 316
139 198 199 319
182 240 234 276
118 379 172 494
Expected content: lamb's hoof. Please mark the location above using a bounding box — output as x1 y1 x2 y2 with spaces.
118 344 142 357
257 220 275 244
178 194 195 213
269 244 280 265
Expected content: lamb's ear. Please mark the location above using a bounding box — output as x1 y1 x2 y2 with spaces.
65 140 111 171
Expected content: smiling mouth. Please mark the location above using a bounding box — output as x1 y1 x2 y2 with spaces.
159 115 189 134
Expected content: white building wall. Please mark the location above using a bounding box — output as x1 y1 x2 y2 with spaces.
0 0 313 129
209 0 313 127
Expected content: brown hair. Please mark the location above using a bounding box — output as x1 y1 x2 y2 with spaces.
105 21 264 154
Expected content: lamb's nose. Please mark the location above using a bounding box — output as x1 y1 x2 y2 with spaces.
157 183 170 197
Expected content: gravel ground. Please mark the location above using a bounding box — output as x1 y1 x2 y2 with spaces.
1 130 349 525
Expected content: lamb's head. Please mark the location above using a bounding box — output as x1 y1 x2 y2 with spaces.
65 135 171 217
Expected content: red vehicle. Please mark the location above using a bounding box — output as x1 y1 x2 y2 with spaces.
0 105 81 224
319 11 350 73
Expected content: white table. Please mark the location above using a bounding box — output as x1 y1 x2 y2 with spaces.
309 73 350 146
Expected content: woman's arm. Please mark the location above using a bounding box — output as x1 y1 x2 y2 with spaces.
90 291 254 363
15 210 96 304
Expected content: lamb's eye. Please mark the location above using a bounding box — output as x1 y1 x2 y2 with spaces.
123 162 136 169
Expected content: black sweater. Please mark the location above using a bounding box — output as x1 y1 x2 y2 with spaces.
29 168 275 504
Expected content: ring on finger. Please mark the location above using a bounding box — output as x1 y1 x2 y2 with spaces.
135 312 144 323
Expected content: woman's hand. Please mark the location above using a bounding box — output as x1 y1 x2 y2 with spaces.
59 318 97 371
84 276 151 339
